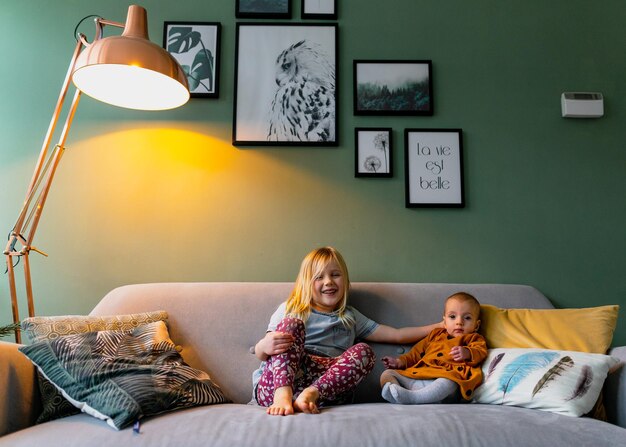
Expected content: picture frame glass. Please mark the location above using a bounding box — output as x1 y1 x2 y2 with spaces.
164 22 220 98
405 130 464 207
354 61 432 115
303 0 335 14
233 24 337 146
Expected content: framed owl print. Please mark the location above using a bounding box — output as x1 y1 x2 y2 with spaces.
233 23 338 146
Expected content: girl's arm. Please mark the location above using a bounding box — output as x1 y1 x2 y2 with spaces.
254 331 295 361
365 321 442 344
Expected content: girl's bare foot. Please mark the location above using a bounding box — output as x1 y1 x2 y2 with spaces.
293 386 320 414
267 386 294 416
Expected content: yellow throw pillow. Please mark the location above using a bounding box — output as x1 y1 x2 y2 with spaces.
479 304 619 354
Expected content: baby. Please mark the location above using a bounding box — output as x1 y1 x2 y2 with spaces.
380 292 487 404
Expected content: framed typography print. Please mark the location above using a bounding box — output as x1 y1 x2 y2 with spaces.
233 23 338 146
404 129 464 208
236 0 291 19
163 22 221 98
301 0 337 20
355 128 392 177
354 60 433 115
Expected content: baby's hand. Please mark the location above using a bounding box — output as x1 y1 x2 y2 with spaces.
264 331 294 356
382 356 404 369
449 346 470 362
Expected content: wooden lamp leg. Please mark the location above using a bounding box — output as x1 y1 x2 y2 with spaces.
5 255 21 344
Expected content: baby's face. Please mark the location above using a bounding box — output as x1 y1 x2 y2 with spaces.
443 299 480 337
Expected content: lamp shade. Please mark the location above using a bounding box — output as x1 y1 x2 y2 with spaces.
72 5 189 110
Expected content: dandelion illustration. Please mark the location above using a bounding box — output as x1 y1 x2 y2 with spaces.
364 156 382 173
373 132 389 172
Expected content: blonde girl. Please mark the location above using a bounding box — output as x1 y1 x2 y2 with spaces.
253 246 440 416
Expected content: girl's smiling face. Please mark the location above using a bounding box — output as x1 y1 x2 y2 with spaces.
311 260 345 313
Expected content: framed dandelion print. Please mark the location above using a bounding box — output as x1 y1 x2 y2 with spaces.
301 0 337 20
354 60 433 115
236 0 291 19
355 128 392 178
233 23 338 146
163 22 221 98
404 129 464 208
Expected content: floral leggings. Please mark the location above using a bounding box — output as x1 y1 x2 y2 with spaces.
255 317 376 407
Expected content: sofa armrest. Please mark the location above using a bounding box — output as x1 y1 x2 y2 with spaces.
605 346 626 428
0 341 41 436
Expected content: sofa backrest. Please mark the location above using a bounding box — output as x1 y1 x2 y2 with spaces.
91 282 553 404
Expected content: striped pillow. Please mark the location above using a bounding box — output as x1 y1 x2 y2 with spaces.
21 310 169 343
19 321 229 430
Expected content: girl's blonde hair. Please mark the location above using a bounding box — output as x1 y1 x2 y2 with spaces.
285 246 354 327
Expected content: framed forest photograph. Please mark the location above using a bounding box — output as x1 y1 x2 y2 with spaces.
236 0 291 19
163 22 221 98
233 23 338 146
353 60 433 115
404 128 464 208
355 127 392 178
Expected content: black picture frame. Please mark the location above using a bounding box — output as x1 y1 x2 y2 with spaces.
301 0 337 20
404 129 464 208
163 22 221 98
233 23 338 146
236 0 291 19
353 60 433 116
355 127 392 178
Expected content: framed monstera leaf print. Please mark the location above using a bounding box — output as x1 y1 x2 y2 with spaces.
163 22 221 98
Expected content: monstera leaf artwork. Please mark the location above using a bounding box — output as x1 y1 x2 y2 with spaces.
164 22 221 98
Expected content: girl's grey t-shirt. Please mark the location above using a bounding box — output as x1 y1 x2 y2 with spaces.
251 302 379 394
267 302 379 357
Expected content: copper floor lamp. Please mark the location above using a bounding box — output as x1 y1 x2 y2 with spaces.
4 4 189 343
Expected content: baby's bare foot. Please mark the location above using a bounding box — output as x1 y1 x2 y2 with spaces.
293 386 320 414
267 386 294 416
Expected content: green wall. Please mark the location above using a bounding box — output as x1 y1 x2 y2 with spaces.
1 1 625 345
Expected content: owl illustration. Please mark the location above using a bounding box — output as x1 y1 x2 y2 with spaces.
267 40 335 142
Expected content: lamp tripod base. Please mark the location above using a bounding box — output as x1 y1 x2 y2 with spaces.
5 253 35 344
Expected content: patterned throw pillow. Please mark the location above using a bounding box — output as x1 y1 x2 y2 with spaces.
19 321 229 430
21 311 169 423
21 310 169 343
472 348 619 417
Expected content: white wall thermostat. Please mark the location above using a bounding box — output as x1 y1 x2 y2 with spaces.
561 92 604 118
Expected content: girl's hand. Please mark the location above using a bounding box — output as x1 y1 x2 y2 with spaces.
262 331 295 356
450 346 470 362
382 356 405 369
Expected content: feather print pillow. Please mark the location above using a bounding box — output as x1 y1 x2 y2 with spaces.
473 348 619 417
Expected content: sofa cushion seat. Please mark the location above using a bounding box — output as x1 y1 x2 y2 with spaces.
1 403 624 447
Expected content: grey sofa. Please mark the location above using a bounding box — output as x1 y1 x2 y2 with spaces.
1 282 625 447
